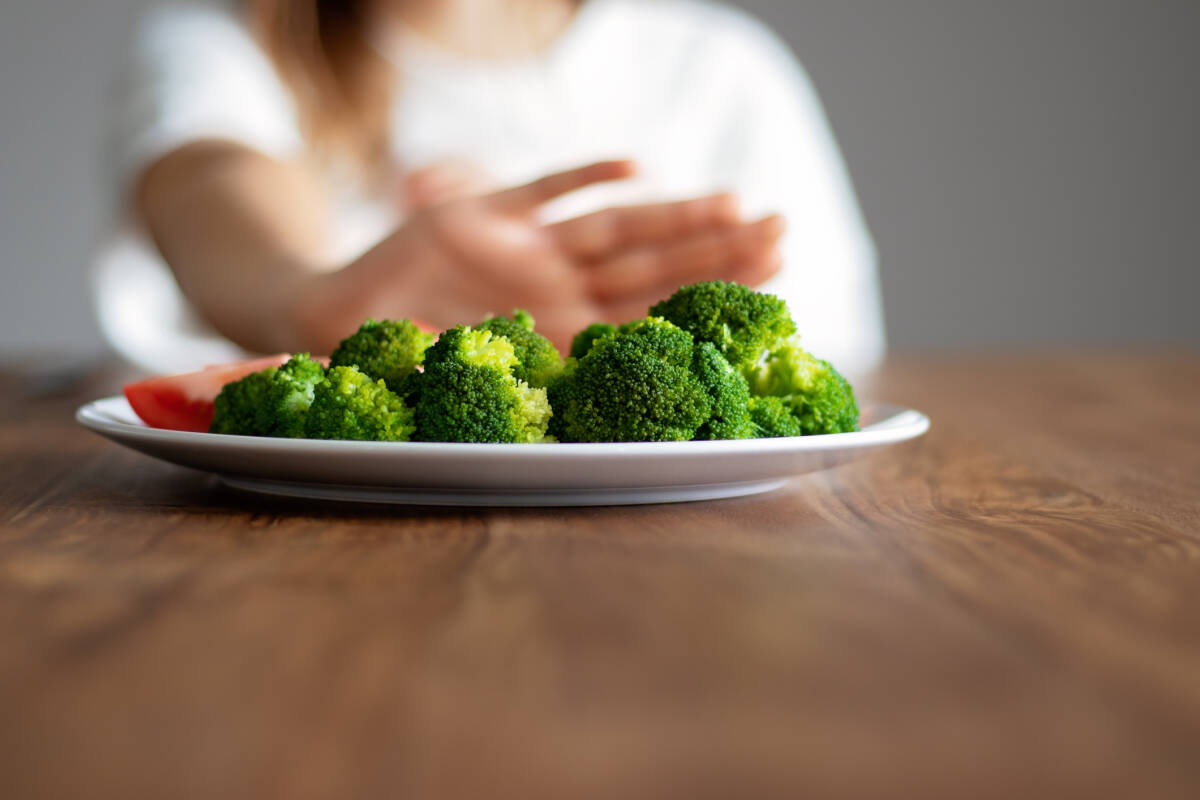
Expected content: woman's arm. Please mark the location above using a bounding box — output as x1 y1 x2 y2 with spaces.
139 147 786 355
137 141 336 354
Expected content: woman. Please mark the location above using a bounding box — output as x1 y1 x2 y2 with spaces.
97 0 885 374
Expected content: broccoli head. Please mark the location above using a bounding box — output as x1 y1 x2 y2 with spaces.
267 354 327 437
747 396 805 438
477 310 563 388
544 358 577 442
745 340 859 435
413 326 551 443
210 354 326 437
329 318 433 394
304 365 415 441
210 367 277 436
391 368 426 407
649 281 796 368
691 341 754 440
551 318 713 442
568 322 618 360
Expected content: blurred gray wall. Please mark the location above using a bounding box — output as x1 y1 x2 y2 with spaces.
743 0 1200 348
1 0 1197 357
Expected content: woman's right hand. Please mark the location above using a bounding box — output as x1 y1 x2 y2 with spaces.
299 161 785 353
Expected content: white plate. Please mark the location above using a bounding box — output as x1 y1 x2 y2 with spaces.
76 396 929 507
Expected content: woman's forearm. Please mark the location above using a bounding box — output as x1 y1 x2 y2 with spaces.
137 148 787 358
136 142 340 354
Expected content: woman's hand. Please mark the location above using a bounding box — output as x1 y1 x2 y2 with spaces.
400 160 496 210
304 161 784 352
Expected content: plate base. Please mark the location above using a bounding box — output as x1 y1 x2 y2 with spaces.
219 476 789 507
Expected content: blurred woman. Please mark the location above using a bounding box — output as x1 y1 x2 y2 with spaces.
97 0 884 374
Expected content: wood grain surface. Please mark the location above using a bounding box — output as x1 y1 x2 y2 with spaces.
1 351 1198 800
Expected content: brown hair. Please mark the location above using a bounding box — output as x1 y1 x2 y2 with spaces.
249 0 391 175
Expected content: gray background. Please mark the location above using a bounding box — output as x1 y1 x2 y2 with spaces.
1 0 1197 357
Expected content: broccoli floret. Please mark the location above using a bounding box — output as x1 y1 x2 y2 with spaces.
267 354 327 437
304 365 415 441
544 357 577 442
569 322 618 359
650 281 796 368
413 326 551 443
691 342 754 440
329 318 433 394
745 340 859 435
568 320 643 357
551 318 713 442
747 396 805 438
477 310 563 388
210 367 278 436
209 354 325 437
392 369 425 407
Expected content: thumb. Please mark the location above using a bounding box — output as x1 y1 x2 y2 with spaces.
402 161 495 210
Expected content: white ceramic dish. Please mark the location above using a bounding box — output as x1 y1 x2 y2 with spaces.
77 396 929 506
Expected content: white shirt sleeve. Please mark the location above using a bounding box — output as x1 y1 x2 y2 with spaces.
704 7 887 376
108 2 304 197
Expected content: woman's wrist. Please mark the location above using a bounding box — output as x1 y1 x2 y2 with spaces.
285 230 427 355
283 271 357 355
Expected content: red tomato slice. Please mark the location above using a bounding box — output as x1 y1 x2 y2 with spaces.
123 354 294 432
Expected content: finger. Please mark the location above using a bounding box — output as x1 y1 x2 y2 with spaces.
585 214 785 302
548 193 740 259
422 206 582 305
403 161 494 209
487 160 636 214
731 248 784 289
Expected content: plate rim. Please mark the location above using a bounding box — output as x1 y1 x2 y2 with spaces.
76 395 930 456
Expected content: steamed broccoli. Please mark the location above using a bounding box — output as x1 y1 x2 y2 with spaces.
477 310 563 388
391 368 425 407
544 358 577 442
413 326 551 443
650 281 795 368
550 318 714 442
304 365 416 441
210 354 325 437
569 322 618 359
267 354 328 437
329 318 433 394
210 368 277 436
747 395 805 438
204 280 861 445
745 340 859 435
691 341 754 440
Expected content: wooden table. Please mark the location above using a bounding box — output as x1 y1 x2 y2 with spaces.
1 351 1198 800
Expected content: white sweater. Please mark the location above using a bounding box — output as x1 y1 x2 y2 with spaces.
97 0 885 375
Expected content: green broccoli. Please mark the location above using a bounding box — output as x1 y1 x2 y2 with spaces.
413 326 551 443
391 368 425 407
329 318 433 394
267 354 327 437
210 367 277 436
210 354 325 437
691 341 754 440
304 365 416 441
569 322 618 359
747 396 805 438
477 310 563 388
744 340 859 435
544 357 577 442
649 280 796 368
551 318 713 442
203 279 859 445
